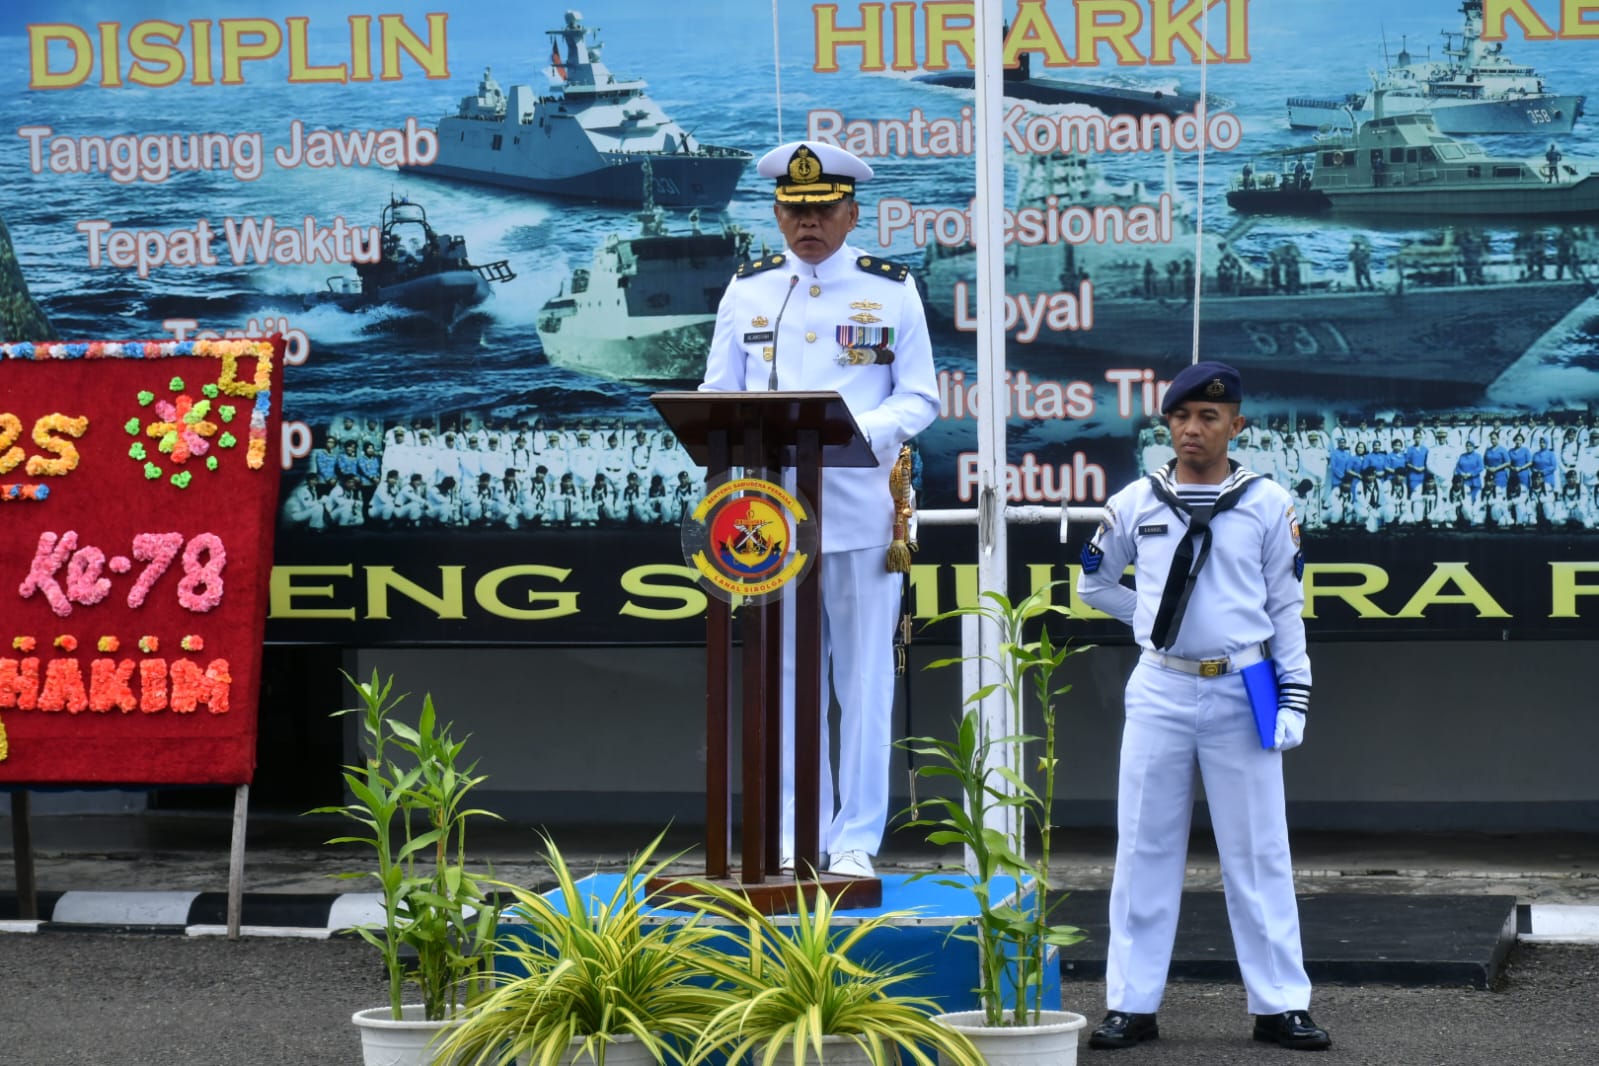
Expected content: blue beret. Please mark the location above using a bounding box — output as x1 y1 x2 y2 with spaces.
1161 361 1242 414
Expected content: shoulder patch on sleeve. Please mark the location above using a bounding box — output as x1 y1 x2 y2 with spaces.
735 252 788 279
855 255 910 282
1080 506 1115 573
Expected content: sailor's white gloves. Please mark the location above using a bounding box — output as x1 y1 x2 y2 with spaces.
1273 709 1306 752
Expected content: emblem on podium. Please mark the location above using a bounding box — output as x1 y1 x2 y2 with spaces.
680 471 817 605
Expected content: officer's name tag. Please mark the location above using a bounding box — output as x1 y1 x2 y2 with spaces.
1137 523 1169 536
744 331 774 343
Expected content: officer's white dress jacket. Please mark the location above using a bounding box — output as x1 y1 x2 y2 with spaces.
1079 462 1311 698
701 241 938 553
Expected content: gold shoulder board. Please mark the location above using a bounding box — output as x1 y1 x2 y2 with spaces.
735 253 788 278
855 256 910 282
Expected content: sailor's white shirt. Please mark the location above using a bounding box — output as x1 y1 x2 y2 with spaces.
1080 464 1311 696
700 241 938 552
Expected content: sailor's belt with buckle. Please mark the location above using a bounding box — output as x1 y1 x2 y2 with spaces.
1142 642 1269 678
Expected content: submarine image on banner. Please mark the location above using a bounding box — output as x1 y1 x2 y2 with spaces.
914 29 1231 118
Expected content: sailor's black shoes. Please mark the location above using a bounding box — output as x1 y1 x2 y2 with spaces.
1252 1010 1332 1050
1088 1009 1329 1051
1088 1011 1159 1049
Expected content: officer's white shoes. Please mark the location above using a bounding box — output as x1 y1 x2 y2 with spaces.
828 849 875 878
774 850 876 877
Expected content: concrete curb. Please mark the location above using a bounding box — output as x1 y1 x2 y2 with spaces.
3 891 1599 945
1518 902 1599 943
0 890 367 934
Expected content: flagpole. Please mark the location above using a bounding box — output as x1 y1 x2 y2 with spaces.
970 0 1017 862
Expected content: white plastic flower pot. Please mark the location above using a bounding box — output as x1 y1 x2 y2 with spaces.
351 1004 462 1066
933 1009 1087 1066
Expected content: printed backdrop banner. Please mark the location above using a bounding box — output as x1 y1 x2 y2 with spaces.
4 1 1599 644
0 339 284 785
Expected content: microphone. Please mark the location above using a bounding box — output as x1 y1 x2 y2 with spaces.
767 275 800 391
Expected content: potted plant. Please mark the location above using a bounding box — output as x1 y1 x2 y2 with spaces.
900 584 1092 1065
686 881 985 1066
436 829 736 1066
311 671 503 1066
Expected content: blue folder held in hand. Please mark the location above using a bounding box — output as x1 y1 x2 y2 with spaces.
1239 659 1280 750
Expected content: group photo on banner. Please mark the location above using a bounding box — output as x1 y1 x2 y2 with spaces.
6 0 1599 644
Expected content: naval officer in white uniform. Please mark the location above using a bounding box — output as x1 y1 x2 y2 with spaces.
699 141 938 879
1078 361 1331 1052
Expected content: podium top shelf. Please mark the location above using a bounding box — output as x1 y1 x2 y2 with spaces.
650 390 878 470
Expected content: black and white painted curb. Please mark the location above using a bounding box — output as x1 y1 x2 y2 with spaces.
0 890 385 938
1515 903 1599 943
3 892 1598 943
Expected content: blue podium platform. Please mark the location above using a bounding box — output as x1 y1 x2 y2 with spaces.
497 871 1064 1015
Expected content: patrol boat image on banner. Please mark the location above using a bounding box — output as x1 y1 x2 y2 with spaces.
1286 1 1584 136
303 195 515 323
536 163 753 385
1228 91 1599 222
915 150 1595 401
405 10 751 208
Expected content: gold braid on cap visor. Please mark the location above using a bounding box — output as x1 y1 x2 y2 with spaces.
775 180 855 203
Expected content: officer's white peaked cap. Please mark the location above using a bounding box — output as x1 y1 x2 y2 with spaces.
758 141 874 203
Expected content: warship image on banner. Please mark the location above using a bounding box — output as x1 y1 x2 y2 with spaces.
1227 91 1599 222
302 196 515 323
403 9 752 208
916 43 1231 118
536 164 753 386
916 150 1596 400
1286 1 1584 135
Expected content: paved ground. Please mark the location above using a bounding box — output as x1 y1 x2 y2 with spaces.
3 812 1599 1064
0 933 1595 1066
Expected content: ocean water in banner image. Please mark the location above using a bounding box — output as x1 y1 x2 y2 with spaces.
3 0 1598 438
903 0 1599 416
1204 1 1599 411
0 1 774 431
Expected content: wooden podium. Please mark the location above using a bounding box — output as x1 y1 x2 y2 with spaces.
650 390 882 911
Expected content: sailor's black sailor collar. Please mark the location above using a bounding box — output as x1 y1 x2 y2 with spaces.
1148 458 1262 517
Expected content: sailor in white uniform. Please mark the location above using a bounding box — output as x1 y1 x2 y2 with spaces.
424 475 462 527
369 470 422 526
700 140 938 878
282 476 326 531
1078 361 1329 1052
324 474 366 528
1140 425 1175 475
667 470 698 524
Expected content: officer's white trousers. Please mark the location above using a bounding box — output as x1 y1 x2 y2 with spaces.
778 546 899 859
1105 659 1312 1016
